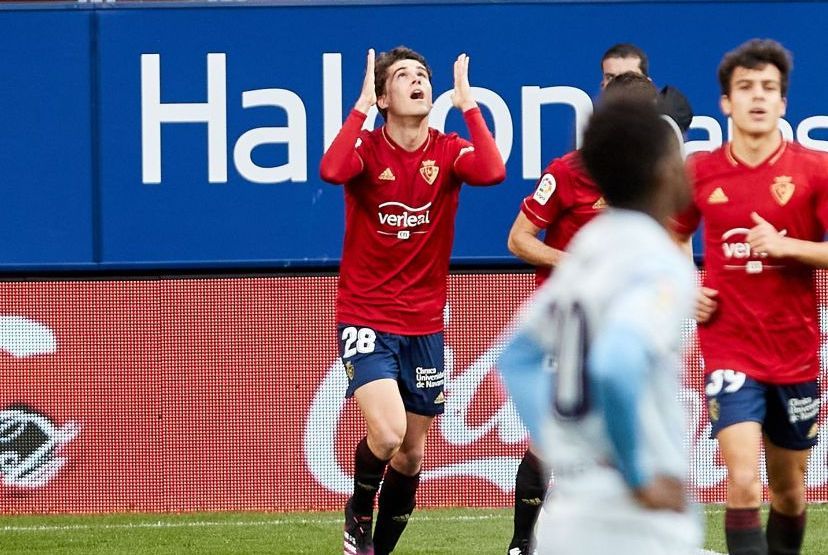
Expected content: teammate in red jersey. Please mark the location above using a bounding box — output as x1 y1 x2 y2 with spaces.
320 46 505 555
504 72 659 555
673 39 828 555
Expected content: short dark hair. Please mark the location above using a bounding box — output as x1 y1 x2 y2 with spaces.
601 43 649 76
580 98 675 210
718 38 792 97
602 71 658 103
374 46 432 120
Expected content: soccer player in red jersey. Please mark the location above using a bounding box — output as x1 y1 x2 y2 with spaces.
673 39 828 555
320 46 505 555
504 72 660 555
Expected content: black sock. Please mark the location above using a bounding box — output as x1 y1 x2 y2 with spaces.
373 466 420 555
766 507 806 555
726 507 768 555
509 448 550 550
351 437 388 516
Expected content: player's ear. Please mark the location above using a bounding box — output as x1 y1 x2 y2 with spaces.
377 94 389 112
781 96 787 117
719 94 732 117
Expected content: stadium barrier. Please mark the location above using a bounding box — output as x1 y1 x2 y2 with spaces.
1 271 827 512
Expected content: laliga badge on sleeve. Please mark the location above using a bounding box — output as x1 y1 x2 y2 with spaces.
533 173 556 205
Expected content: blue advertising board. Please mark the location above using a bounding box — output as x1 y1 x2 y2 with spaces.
2 1 828 270
0 9 94 268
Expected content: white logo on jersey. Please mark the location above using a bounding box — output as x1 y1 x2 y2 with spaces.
377 201 432 231
721 227 788 273
533 174 556 205
721 228 757 259
721 227 789 259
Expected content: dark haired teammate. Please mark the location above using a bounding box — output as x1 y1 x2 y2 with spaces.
320 46 505 555
673 39 828 555
500 96 701 554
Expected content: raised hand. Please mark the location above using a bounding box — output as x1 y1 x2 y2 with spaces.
354 48 376 115
451 53 478 112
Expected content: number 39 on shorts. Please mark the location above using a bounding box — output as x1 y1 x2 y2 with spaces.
705 369 747 396
341 327 377 358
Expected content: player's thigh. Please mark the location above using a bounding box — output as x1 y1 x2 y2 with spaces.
354 379 407 444
717 421 763 473
397 332 446 417
706 369 765 473
391 412 435 474
762 380 818 508
764 438 809 497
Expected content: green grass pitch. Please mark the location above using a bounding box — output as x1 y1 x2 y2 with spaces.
1 505 827 554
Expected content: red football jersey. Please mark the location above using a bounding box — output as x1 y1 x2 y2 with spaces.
521 151 605 286
321 108 504 335
674 141 828 384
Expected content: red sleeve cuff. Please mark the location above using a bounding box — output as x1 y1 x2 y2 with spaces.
521 199 551 228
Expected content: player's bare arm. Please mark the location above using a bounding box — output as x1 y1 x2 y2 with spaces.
354 48 376 115
747 211 828 267
451 53 478 112
507 212 566 268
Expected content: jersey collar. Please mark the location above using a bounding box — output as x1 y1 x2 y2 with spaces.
725 135 787 169
381 126 432 154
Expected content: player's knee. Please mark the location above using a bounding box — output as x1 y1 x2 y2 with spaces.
727 468 762 503
368 431 405 460
770 483 806 514
393 447 425 475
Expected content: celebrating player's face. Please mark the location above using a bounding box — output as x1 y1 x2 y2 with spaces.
721 64 786 137
377 59 433 118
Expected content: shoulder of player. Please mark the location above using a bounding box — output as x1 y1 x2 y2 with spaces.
686 147 721 170
685 147 730 183
355 127 383 151
423 128 474 156
784 141 828 170
539 151 582 182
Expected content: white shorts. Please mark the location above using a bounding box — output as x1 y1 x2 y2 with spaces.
535 466 703 555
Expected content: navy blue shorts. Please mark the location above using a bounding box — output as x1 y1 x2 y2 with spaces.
705 369 820 450
337 323 445 416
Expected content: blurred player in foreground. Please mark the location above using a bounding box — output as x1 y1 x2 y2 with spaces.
320 46 505 555
504 71 660 555
499 96 702 554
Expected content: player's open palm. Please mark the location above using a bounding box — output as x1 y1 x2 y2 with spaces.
451 53 477 112
355 48 376 114
634 475 687 512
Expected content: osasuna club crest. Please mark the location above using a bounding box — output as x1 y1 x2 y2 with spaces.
420 160 439 185
771 175 795 206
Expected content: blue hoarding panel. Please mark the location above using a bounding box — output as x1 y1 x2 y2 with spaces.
0 10 94 268
4 2 828 270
